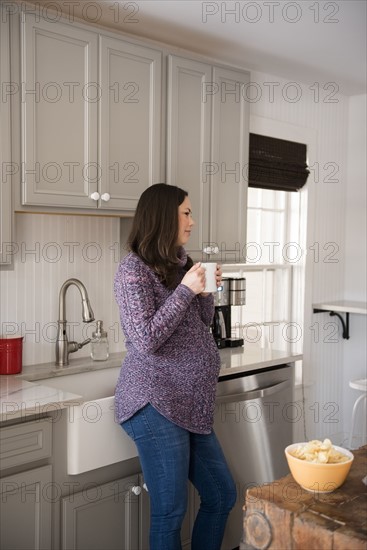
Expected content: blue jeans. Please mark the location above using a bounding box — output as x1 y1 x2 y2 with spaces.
121 404 236 550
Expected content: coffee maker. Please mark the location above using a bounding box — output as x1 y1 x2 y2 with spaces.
212 278 246 348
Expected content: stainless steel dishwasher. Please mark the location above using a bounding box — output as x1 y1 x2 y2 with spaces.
214 364 294 550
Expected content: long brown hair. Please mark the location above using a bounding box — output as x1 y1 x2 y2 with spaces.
128 183 193 287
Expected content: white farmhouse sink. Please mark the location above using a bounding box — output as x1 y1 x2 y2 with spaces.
39 367 138 475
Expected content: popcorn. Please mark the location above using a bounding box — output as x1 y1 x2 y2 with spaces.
289 439 349 464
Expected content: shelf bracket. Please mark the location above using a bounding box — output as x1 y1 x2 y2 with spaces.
313 309 350 340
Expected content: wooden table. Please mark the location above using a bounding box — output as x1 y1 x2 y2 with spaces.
241 446 367 550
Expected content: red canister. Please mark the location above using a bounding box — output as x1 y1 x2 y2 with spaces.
0 336 23 374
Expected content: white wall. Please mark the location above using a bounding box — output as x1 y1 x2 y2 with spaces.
249 70 351 445
343 94 367 448
345 95 367 294
0 214 124 366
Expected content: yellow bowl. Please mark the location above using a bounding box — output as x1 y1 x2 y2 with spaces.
285 443 354 493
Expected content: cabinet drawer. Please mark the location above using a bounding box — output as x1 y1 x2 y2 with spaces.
0 419 52 471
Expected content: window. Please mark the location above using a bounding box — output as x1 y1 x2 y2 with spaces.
222 186 305 382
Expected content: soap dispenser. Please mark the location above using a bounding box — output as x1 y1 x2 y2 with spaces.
90 320 109 361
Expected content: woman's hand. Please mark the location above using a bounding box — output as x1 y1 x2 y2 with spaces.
181 263 206 295
215 263 223 288
200 263 223 296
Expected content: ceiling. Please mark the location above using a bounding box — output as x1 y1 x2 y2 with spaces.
34 0 366 95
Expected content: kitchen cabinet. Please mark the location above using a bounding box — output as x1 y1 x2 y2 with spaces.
0 10 12 265
167 55 250 262
21 14 98 208
99 36 162 211
61 473 198 550
0 372 200 549
16 9 250 226
20 13 161 211
0 419 53 550
0 413 143 550
166 55 211 259
61 473 142 550
0 465 52 550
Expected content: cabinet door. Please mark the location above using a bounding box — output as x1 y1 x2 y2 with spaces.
62 474 140 550
100 37 162 211
0 465 52 550
167 55 212 260
0 10 12 264
210 66 250 263
21 14 98 207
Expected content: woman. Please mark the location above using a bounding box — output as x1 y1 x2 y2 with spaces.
114 183 236 550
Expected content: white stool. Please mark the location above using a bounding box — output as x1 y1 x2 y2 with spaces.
348 378 367 449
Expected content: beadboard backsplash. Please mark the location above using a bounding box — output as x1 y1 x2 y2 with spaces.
0 213 125 366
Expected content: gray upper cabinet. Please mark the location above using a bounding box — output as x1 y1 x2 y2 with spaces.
99 36 162 211
167 55 250 262
0 10 12 264
61 474 140 550
21 14 98 208
167 55 212 259
20 13 162 211
17 10 249 234
210 66 250 263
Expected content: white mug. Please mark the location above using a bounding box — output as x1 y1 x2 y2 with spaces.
201 262 218 293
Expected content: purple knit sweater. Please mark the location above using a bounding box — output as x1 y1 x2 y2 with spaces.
114 249 220 434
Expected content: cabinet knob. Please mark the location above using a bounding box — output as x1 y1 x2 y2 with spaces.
90 192 100 201
203 245 219 255
101 193 111 202
143 483 149 492
131 486 141 496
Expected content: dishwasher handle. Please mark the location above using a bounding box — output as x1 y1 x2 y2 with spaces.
216 380 291 404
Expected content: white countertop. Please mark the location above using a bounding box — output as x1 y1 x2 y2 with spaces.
0 348 302 422
0 354 123 422
15 353 125 382
313 300 367 314
0 375 83 421
218 347 302 377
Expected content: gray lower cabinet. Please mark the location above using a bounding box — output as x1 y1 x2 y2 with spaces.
62 473 141 550
0 465 52 550
0 418 53 549
0 414 197 550
61 473 198 550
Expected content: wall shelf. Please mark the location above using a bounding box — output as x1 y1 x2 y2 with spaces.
313 301 367 340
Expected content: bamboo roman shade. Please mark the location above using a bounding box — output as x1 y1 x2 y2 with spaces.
248 133 310 192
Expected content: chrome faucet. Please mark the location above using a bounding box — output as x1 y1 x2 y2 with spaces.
55 278 95 367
